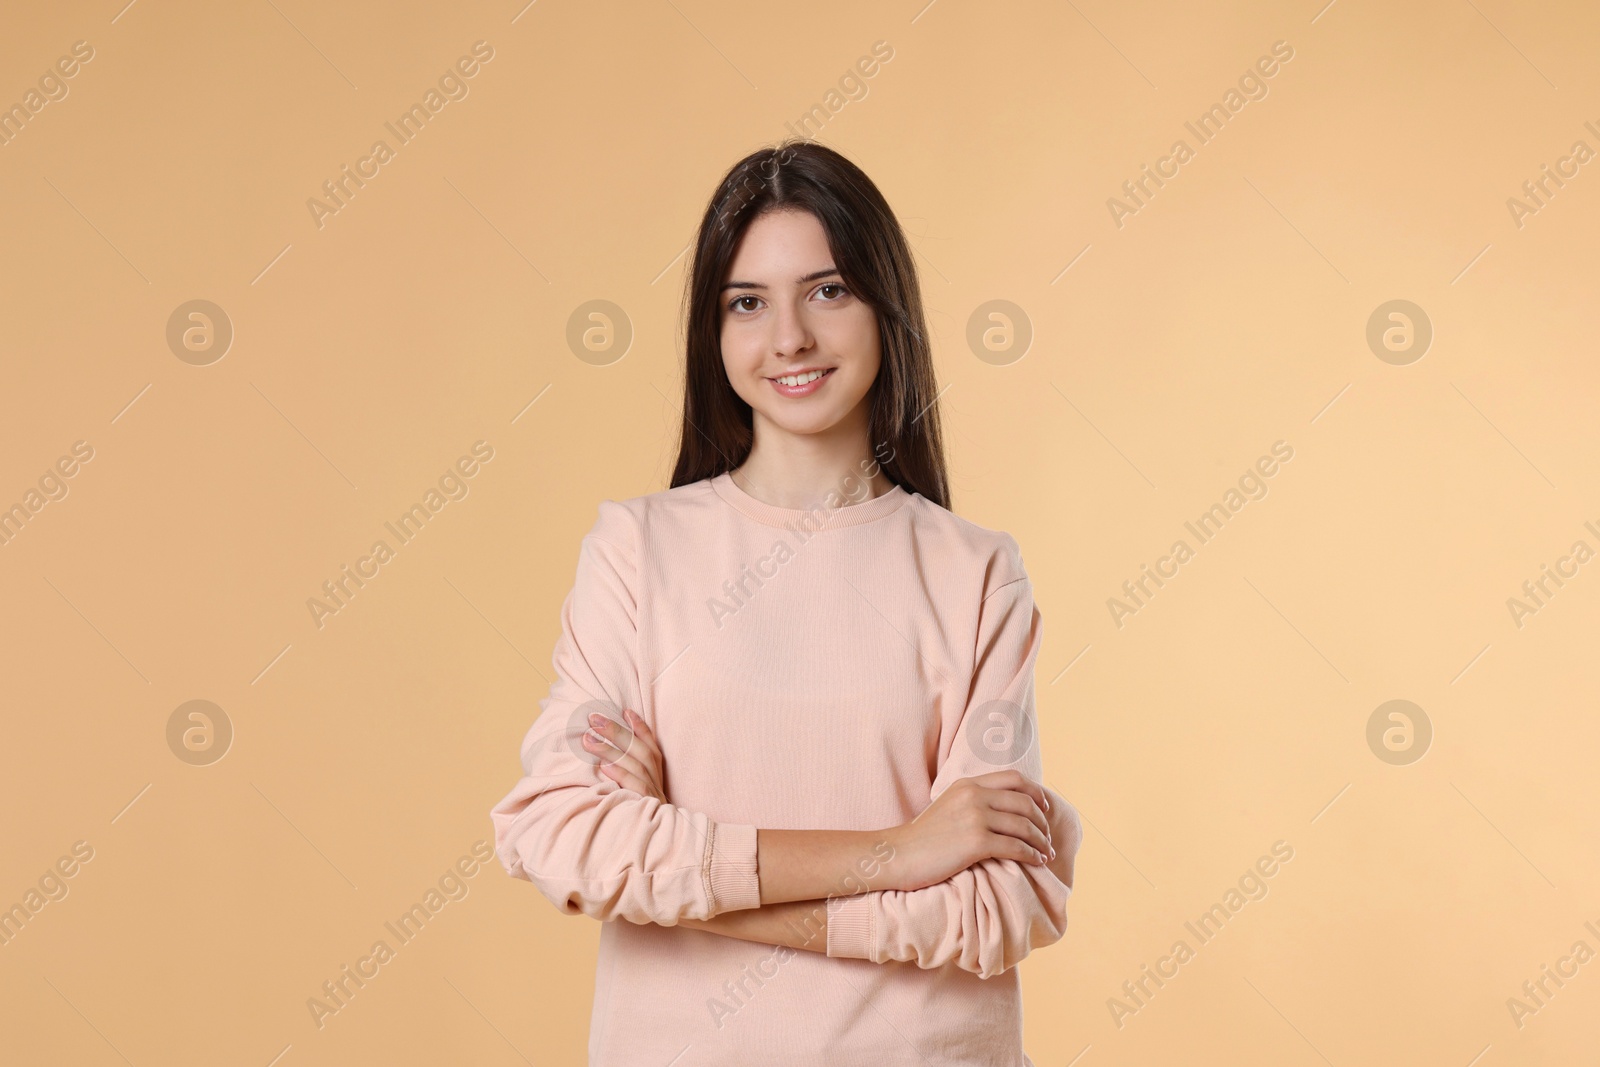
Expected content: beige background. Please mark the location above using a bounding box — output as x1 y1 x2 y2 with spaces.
2 0 1597 1063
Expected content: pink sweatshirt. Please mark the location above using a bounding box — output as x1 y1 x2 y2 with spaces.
490 471 1083 1066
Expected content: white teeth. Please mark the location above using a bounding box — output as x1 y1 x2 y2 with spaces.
776 369 826 386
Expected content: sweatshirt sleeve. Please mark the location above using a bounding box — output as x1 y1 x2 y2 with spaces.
825 545 1084 979
488 500 763 925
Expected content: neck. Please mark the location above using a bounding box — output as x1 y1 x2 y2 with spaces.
732 433 892 510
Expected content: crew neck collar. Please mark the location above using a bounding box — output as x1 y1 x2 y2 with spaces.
709 470 909 530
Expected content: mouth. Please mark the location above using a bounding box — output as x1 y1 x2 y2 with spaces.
767 366 836 397
767 367 835 388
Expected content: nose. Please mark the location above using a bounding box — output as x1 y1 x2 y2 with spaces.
767 298 813 359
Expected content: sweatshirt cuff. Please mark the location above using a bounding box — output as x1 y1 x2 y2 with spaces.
825 893 876 960
705 821 761 914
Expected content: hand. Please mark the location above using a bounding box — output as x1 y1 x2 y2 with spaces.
882 770 1054 892
582 708 666 803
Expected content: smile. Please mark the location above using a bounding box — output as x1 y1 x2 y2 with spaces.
767 367 835 396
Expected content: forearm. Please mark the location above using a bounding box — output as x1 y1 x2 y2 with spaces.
756 828 898 904
679 898 831 953
674 828 897 950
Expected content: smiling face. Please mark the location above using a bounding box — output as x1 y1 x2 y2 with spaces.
719 208 881 440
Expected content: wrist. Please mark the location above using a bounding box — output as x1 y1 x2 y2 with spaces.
756 828 901 903
863 825 904 893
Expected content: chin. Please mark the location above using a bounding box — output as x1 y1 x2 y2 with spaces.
764 410 849 436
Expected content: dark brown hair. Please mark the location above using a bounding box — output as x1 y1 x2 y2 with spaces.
667 139 950 510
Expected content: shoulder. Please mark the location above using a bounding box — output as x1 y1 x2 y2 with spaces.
898 492 1029 600
584 478 718 553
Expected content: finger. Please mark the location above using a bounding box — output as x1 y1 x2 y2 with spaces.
586 718 655 781
986 788 1051 845
599 761 658 800
607 746 665 799
585 733 664 798
962 771 1047 823
986 810 1053 858
622 709 664 767
974 770 1048 818
1005 772 1048 817
593 711 662 787
620 710 668 798
985 831 1049 867
586 713 633 749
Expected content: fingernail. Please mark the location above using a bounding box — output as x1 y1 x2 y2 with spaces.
1044 795 1050 812
588 713 606 729
584 729 602 745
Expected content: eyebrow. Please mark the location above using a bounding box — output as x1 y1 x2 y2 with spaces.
720 268 840 292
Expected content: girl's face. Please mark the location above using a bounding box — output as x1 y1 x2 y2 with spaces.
719 208 880 440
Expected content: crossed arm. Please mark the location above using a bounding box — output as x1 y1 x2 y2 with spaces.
676 833 889 956
672 828 1068 958
489 505 1084 979
582 712 1064 957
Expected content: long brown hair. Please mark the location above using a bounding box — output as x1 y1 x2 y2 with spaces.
668 139 951 510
